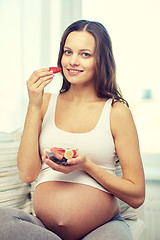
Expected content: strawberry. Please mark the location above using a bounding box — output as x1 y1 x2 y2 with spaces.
51 147 65 155
54 152 63 160
72 149 78 158
51 147 65 160
49 67 62 73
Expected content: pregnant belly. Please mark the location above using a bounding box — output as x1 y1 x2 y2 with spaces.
33 181 119 240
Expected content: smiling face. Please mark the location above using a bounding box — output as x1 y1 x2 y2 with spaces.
61 31 96 86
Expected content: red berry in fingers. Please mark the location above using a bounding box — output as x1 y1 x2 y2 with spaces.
49 67 62 73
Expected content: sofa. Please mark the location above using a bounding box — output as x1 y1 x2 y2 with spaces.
0 128 146 239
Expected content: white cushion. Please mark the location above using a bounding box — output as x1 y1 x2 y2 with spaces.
0 129 31 213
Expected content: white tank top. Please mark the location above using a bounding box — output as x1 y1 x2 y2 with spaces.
37 93 116 192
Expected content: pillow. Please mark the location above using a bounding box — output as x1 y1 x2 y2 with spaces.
0 129 31 213
115 159 137 220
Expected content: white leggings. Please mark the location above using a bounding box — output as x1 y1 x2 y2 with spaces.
0 207 133 240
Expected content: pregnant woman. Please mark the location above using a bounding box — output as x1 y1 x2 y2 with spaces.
0 20 145 240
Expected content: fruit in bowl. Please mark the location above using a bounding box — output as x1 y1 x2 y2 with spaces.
44 147 78 166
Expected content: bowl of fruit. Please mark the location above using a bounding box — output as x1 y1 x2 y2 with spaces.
44 147 78 166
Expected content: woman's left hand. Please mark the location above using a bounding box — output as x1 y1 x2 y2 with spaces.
42 154 89 174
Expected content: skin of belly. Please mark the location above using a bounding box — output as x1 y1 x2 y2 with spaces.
33 181 119 240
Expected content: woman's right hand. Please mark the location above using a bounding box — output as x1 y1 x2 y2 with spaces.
26 68 54 109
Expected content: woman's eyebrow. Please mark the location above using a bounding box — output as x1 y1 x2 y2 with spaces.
64 46 92 52
79 49 92 52
64 46 71 49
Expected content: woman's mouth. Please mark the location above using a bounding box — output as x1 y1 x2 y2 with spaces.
67 68 83 75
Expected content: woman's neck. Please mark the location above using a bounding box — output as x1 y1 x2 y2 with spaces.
64 84 99 103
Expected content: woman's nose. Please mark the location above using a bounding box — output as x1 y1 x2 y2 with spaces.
69 53 79 66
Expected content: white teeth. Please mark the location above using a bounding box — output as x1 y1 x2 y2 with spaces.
69 69 80 73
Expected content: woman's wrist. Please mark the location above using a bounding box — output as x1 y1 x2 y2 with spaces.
27 103 42 115
81 157 94 172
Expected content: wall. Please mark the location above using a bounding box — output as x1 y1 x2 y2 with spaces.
0 0 82 132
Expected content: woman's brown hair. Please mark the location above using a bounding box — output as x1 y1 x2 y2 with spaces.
57 20 128 106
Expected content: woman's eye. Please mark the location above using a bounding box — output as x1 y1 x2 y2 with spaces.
64 50 72 55
82 52 90 58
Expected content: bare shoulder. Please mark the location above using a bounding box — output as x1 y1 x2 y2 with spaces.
111 101 132 118
110 101 135 136
41 93 52 119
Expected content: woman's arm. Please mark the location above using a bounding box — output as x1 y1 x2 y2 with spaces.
83 102 145 208
17 68 54 183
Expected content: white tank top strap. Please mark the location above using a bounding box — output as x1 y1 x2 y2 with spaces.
42 93 59 127
95 98 112 134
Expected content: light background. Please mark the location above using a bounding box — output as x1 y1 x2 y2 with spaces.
0 0 160 154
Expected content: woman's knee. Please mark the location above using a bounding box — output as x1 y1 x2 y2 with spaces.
0 207 22 232
0 207 17 220
82 214 133 240
0 207 18 238
0 207 45 228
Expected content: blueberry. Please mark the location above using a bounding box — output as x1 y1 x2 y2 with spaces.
47 153 68 165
